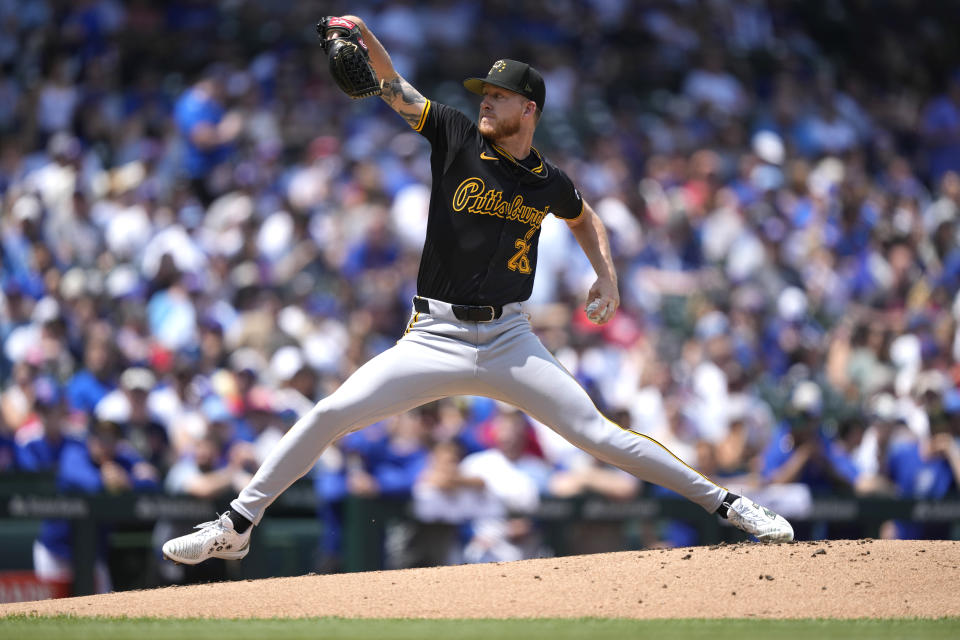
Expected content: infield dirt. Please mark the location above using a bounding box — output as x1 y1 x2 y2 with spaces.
1 539 958 619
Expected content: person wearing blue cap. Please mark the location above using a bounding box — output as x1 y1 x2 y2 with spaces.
15 376 80 473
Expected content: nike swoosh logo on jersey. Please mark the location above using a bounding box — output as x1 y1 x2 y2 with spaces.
480 152 498 160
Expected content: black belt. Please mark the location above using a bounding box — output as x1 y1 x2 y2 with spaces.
413 297 503 322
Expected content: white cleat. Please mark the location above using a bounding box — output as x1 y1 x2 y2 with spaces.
162 511 251 565
725 497 794 542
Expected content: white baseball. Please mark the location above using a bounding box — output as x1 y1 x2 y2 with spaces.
586 300 603 320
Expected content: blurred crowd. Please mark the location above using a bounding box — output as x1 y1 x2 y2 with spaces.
2 0 960 581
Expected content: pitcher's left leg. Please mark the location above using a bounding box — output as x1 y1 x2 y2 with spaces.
479 330 725 512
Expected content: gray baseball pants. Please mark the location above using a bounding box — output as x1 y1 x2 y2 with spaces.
231 297 726 524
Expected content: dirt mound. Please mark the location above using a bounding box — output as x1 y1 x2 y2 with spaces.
2 539 958 619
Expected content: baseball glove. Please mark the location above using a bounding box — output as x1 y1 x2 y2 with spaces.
316 17 382 99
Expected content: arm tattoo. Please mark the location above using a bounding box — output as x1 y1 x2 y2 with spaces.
381 77 427 128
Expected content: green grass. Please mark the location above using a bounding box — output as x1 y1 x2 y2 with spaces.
1 616 959 640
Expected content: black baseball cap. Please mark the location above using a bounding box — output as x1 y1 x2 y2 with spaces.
464 59 545 113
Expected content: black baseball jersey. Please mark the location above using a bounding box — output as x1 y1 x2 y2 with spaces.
411 100 583 306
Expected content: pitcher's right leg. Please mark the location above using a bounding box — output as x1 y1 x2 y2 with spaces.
231 333 475 525
163 327 477 565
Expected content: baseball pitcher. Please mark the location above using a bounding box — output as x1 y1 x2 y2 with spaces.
162 15 792 565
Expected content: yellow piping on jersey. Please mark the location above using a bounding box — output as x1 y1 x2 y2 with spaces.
492 144 545 175
413 100 431 132
566 198 585 222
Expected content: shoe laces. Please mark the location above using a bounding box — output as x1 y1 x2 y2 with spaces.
195 511 232 533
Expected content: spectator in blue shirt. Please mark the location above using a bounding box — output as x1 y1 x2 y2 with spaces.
888 433 959 500
33 419 160 593
15 376 79 472
885 388 960 539
1 196 47 301
363 412 430 498
173 66 243 204
65 338 115 414
762 381 860 493
341 214 401 281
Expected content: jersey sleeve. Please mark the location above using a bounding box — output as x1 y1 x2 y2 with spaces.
414 101 476 156
550 169 585 221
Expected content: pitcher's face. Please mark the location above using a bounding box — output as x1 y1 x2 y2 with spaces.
478 85 529 141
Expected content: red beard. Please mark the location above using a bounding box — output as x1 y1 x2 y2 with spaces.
479 113 521 141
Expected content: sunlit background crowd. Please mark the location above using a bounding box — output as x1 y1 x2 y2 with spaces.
2 0 960 587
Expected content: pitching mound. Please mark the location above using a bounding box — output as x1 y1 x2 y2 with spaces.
2 539 958 619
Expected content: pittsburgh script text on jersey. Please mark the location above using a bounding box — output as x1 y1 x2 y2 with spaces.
452 177 550 228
